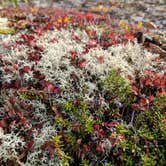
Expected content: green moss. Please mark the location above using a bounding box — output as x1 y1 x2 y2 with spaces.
99 70 134 105
62 99 95 136
113 95 166 166
80 160 89 166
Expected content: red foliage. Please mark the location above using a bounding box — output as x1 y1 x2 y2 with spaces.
0 119 8 128
19 66 31 74
131 70 166 111
41 140 55 158
107 120 118 127
123 31 135 41
2 42 10 49
12 63 18 70
24 141 34 151
21 34 35 42
70 51 77 61
6 107 16 118
131 103 141 111
40 80 59 93
85 29 96 39
33 26 44 36
96 56 105 64
14 79 21 89
82 144 90 154
79 60 86 69
93 124 100 130
27 51 41 61
86 40 97 49
85 13 95 22
71 33 81 43
96 144 103 153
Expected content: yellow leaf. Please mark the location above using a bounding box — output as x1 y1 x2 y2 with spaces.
52 134 61 145
0 27 16 34
137 21 142 29
118 20 125 27
63 16 70 23
124 25 130 31
56 18 62 24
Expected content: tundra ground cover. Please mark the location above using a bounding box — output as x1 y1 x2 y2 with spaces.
0 7 166 166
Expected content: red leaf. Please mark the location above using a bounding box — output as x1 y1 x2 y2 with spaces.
44 83 55 92
71 33 81 43
145 79 152 86
2 42 10 49
15 79 21 89
70 51 77 61
96 144 103 153
29 41 36 47
82 144 90 153
71 122 81 132
49 37 58 43
73 99 81 106
0 119 8 128
41 141 55 158
131 86 139 95
148 95 153 102
24 141 34 151
124 32 135 41
85 29 96 38
79 60 86 69
7 107 16 118
23 66 31 73
153 78 160 86
6 160 15 166
12 63 18 70
96 56 104 64
17 111 23 118
21 35 35 42
27 51 41 61
86 40 97 49
41 81 59 93
108 31 115 38
98 130 105 139
140 98 148 106
40 80 49 87
160 78 165 87
21 117 27 127
93 124 100 131
76 139 82 145
33 26 44 36
110 40 117 45
85 13 95 21
163 118 166 123
82 47 89 54
127 75 133 80
108 121 118 127
33 70 45 80
4 68 12 74
9 96 16 104
131 103 140 111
